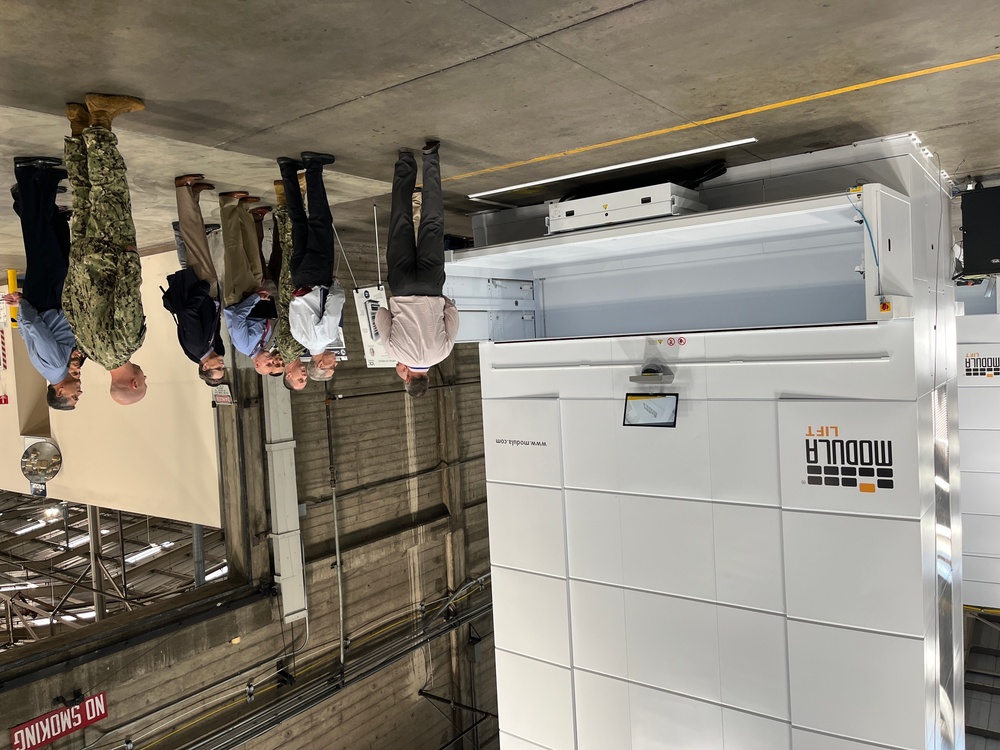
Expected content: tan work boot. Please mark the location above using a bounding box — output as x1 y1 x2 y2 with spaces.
174 174 204 188
297 172 307 199
66 102 89 137
84 92 145 131
273 180 286 207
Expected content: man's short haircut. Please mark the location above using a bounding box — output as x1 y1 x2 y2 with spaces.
306 359 334 382
198 367 224 387
404 374 430 398
110 381 144 405
47 384 75 411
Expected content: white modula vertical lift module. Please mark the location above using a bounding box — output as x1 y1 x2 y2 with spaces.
448 135 960 749
955 300 1000 608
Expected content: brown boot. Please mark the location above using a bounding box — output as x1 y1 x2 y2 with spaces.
193 182 214 194
174 174 205 188
249 205 272 221
85 92 145 131
273 180 286 207
66 102 89 137
239 195 261 206
219 190 250 199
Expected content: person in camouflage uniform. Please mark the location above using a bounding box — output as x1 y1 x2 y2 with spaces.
272 198 308 389
61 93 148 405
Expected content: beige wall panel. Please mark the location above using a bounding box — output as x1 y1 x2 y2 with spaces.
0 251 221 526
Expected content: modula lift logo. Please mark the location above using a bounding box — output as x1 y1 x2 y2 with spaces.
804 425 893 493
965 351 1000 378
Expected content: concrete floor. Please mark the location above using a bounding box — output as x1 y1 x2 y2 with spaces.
1 0 999 257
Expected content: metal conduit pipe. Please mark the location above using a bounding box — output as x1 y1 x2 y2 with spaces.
324 386 346 674
180 599 493 750
331 492 345 670
424 572 491 626
92 589 484 747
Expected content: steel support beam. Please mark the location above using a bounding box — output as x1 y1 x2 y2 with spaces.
0 592 82 628
97 558 134 611
418 690 498 719
118 511 128 595
192 524 206 587
8 601 38 641
48 564 92 622
4 599 13 645
437 716 490 750
88 505 106 620
0 564 126 603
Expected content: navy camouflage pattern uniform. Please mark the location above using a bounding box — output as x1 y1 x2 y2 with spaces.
62 128 145 370
273 206 306 366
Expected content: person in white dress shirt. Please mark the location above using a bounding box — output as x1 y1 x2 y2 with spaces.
289 278 346 381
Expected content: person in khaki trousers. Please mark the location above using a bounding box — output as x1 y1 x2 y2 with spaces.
220 190 264 308
161 175 226 385
219 189 282 374
175 176 219 295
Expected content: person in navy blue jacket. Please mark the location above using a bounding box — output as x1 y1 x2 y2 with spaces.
162 175 225 385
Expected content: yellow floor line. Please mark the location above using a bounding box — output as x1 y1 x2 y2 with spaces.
445 51 1000 184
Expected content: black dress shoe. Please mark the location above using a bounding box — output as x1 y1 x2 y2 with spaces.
421 140 440 155
14 156 63 168
277 156 304 172
301 151 335 167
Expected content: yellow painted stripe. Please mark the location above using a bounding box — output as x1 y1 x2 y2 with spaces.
445 52 1000 184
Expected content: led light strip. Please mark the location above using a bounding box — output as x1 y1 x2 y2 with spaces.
467 138 758 199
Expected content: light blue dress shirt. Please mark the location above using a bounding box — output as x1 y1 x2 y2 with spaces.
17 298 76 384
223 293 271 356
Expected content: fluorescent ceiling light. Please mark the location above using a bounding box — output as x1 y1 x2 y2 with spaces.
205 565 229 582
0 583 37 593
14 520 47 536
125 545 162 565
467 138 758 199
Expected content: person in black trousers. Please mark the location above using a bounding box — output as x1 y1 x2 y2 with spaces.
9 157 86 410
276 151 336 290
276 150 336 390
374 141 459 398
12 157 71 312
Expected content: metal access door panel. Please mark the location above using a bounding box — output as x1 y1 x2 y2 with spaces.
444 276 537 342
